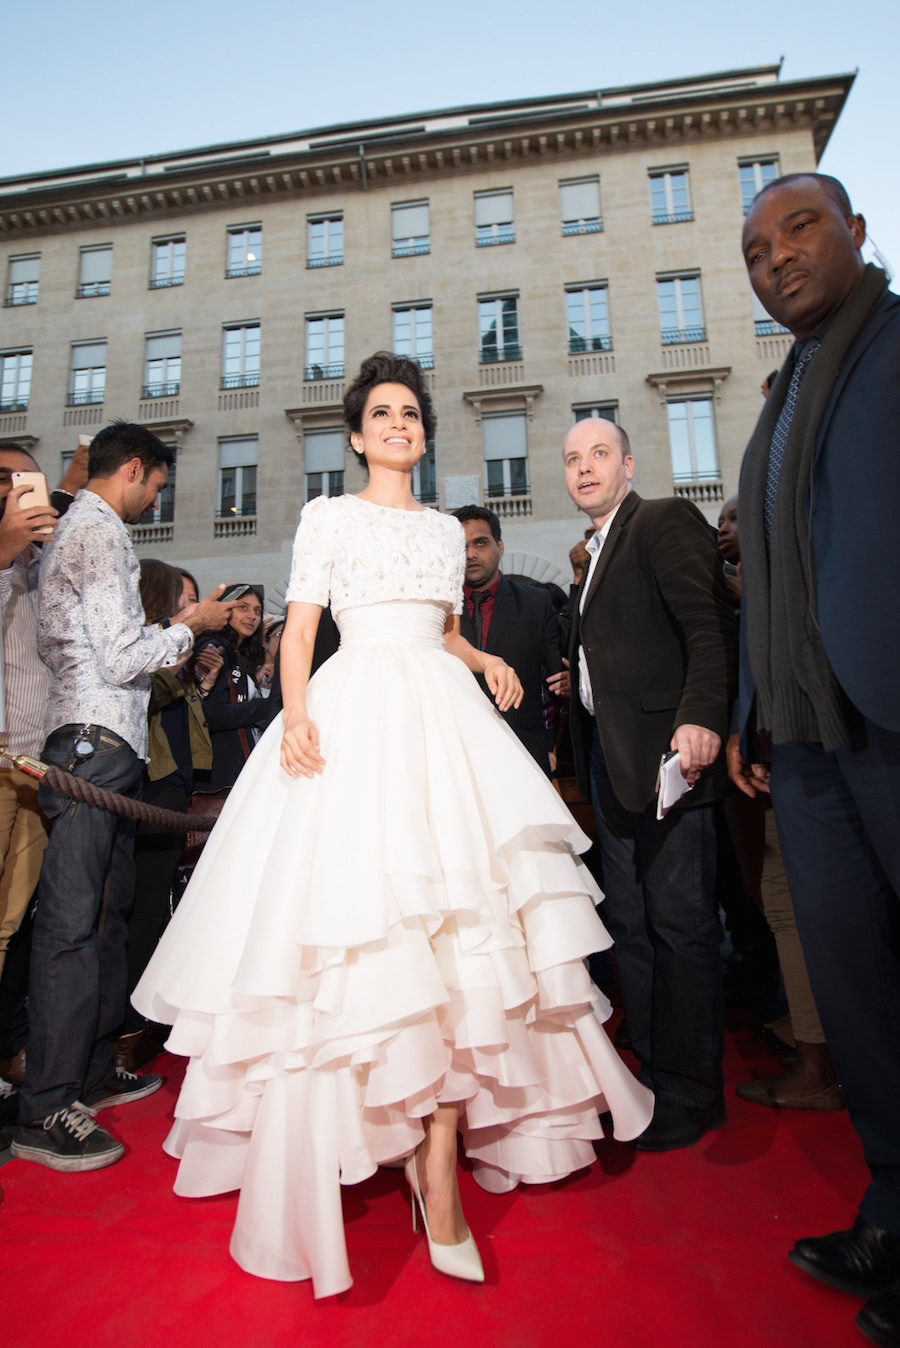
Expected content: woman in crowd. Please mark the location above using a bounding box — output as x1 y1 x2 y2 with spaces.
135 353 652 1299
192 586 269 793
119 561 223 1068
256 615 284 696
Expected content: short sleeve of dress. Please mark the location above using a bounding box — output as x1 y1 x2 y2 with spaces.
285 496 334 606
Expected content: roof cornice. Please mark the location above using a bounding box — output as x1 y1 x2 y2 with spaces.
0 70 854 237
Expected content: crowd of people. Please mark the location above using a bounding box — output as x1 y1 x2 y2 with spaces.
0 171 897 1344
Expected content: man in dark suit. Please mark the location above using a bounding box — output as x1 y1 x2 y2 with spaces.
453 506 562 774
563 417 737 1150
729 173 900 1344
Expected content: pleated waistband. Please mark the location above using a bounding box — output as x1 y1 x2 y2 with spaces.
337 601 448 649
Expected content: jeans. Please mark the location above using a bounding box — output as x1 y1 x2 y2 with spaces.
590 733 724 1109
771 720 900 1232
18 724 143 1123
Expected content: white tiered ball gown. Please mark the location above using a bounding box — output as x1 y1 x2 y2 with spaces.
134 494 653 1298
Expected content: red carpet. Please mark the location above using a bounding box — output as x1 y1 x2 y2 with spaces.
2 1021 865 1348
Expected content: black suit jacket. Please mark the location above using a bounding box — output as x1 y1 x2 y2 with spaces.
568 492 737 813
460 575 561 770
738 288 900 753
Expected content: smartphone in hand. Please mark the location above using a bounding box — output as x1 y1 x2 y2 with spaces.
11 471 54 535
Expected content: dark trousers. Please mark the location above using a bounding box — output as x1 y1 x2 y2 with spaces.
18 725 143 1123
771 720 900 1233
590 734 724 1109
122 779 186 1034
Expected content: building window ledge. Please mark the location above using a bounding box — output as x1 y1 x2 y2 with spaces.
225 265 261 279
142 382 180 399
480 345 522 364
487 494 533 519
0 400 28 414
392 242 431 258
652 212 694 225
476 231 515 248
149 275 184 289
754 319 790 337
76 283 111 298
67 392 105 407
307 255 344 268
568 336 613 355
4 295 38 307
131 522 174 545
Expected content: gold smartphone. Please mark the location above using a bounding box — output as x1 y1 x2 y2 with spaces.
11 471 54 535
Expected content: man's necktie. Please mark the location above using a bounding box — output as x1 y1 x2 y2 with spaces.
764 337 820 545
470 591 488 650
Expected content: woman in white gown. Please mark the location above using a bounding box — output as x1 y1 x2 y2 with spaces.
134 353 653 1299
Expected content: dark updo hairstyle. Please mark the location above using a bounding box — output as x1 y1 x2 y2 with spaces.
343 352 436 469
139 559 184 625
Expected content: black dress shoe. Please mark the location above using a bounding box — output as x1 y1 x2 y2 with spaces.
631 1098 726 1152
788 1218 900 1297
857 1286 900 1347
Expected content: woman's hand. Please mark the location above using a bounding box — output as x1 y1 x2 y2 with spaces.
483 656 523 712
281 710 325 778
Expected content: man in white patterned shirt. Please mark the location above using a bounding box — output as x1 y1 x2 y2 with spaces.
12 422 232 1173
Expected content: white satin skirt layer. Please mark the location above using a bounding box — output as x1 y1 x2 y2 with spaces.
133 601 653 1298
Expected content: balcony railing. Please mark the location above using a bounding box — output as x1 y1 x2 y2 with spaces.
304 362 345 380
149 274 184 289
221 372 260 389
480 344 522 364
76 282 111 298
4 287 39 306
306 254 344 268
754 318 790 337
412 354 435 370
652 211 694 225
476 226 515 247
568 335 613 355
0 399 28 413
142 381 180 399
225 264 261 278
214 515 257 539
392 240 431 258
67 389 105 406
661 326 707 346
561 219 603 236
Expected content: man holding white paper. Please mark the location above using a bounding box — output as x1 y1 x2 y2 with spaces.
561 417 737 1150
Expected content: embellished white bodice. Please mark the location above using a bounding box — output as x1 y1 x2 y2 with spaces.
284 494 465 618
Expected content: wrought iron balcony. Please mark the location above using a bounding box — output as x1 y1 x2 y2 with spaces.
304 362 345 380
392 240 431 258
67 389 105 406
476 227 515 247
4 287 38 306
225 264 262 278
652 210 694 225
142 381 180 399
413 354 435 370
306 254 344 268
76 282 111 298
221 372 260 389
561 219 603 236
754 318 790 336
0 399 28 413
479 344 522 364
568 334 613 355
149 274 184 288
660 326 706 346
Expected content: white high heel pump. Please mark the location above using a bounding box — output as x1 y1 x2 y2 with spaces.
404 1154 485 1284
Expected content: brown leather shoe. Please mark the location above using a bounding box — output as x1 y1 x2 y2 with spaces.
0 1046 25 1087
736 1077 844 1109
113 1027 162 1074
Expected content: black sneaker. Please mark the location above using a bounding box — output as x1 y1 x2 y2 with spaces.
11 1105 124 1172
79 1067 164 1115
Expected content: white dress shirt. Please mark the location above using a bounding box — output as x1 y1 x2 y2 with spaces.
577 501 624 717
38 490 192 759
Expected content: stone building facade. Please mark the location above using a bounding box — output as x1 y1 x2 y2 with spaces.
0 63 852 603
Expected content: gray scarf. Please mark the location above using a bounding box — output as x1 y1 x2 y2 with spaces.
739 263 888 750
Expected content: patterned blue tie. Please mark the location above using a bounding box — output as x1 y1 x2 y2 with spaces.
764 337 820 545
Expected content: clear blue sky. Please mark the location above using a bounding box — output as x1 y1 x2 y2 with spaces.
6 0 897 275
